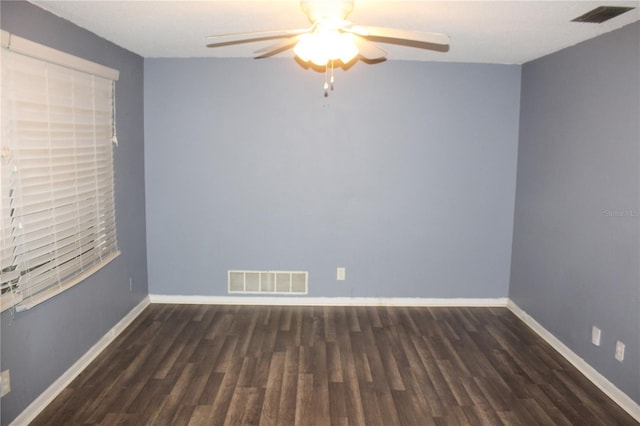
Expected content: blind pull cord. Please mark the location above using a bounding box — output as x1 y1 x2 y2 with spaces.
111 81 118 146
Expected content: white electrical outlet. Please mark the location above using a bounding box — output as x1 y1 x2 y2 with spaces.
1 370 11 397
337 267 346 281
615 341 625 362
591 326 601 346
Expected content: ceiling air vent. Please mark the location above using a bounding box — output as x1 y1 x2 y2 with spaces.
572 6 635 23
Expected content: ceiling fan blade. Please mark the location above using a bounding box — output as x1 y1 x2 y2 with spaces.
206 27 311 48
344 25 449 52
352 35 387 61
254 35 301 59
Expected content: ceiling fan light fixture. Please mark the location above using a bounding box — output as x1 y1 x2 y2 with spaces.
293 31 358 66
206 0 450 96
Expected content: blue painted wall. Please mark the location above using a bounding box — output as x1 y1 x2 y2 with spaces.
0 2 148 424
144 58 521 299
510 22 640 404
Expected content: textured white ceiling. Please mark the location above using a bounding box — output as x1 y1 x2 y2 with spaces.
28 0 640 64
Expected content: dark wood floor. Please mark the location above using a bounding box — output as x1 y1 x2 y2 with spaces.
32 304 638 425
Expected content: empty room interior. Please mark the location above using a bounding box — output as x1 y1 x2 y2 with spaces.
1 0 639 424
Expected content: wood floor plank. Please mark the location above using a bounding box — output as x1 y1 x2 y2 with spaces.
203 355 243 425
326 341 344 383
197 371 224 406
171 404 197 426
259 351 285 426
476 375 516 412
152 318 197 380
422 356 459 409
311 340 331 426
241 387 265 425
359 328 402 425
259 306 281 354
30 304 639 426
323 306 338 343
294 373 314 426
371 326 406 391
235 308 260 358
250 351 273 388
213 334 239 373
537 382 587 424
187 405 212 426
465 404 507 425
392 389 434 426
138 381 175 424
359 381 386 426
335 309 367 426
125 377 169 415
237 356 258 387
435 359 474 408
152 362 198 424
292 307 304 347
33 388 81 425
346 307 361 332
224 386 256 426
276 345 300 425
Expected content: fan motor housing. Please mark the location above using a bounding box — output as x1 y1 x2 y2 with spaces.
301 0 354 22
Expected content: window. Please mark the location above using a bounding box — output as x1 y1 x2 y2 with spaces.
1 31 120 312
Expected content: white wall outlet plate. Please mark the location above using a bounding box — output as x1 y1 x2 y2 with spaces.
591 326 601 346
337 267 346 281
615 341 625 362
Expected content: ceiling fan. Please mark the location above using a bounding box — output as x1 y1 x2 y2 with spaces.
206 0 450 95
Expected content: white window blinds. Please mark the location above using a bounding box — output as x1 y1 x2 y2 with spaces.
1 32 120 311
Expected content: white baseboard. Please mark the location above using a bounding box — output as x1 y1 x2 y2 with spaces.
11 296 150 426
148 294 509 307
507 300 640 423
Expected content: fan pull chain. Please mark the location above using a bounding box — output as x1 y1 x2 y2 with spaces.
330 60 335 91
322 61 337 97
324 64 329 97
